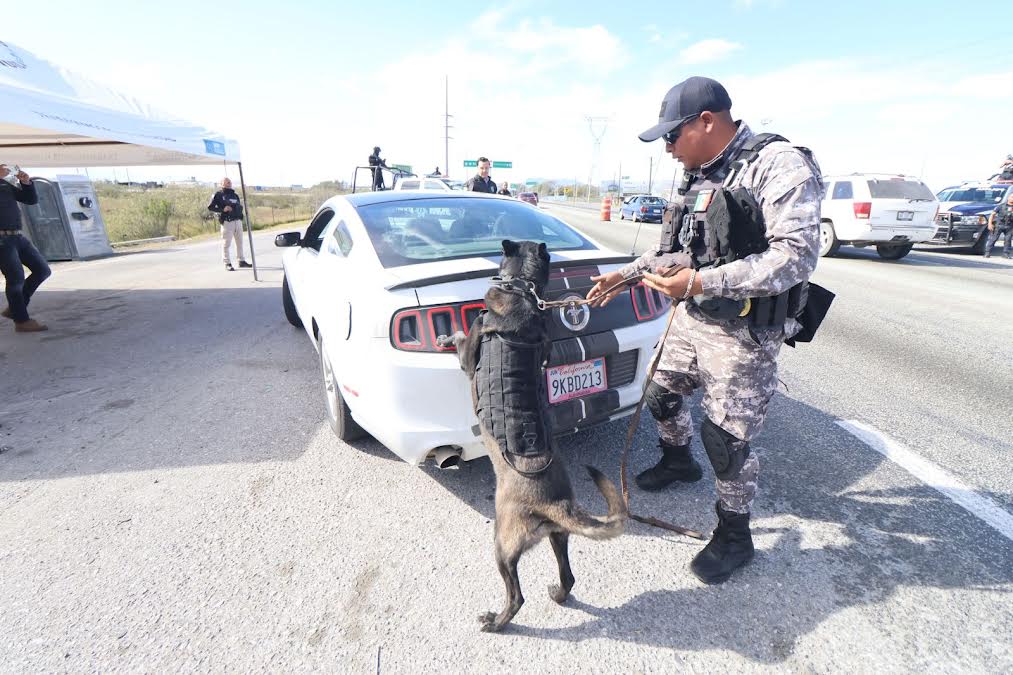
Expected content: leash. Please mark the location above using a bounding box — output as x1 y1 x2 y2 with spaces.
619 302 707 540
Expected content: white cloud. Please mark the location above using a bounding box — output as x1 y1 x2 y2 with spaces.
677 39 744 65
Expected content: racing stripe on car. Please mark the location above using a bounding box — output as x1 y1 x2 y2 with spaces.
548 389 621 434
547 331 619 367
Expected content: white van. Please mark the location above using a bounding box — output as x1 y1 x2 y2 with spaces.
820 173 938 260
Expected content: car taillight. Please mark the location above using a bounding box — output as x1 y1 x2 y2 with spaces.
853 202 872 219
391 301 486 352
630 283 672 322
640 206 648 213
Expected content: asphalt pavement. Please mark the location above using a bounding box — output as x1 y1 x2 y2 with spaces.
1 214 1010 673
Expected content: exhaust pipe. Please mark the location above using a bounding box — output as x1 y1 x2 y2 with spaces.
432 446 462 470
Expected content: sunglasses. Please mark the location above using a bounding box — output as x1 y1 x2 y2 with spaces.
662 114 700 145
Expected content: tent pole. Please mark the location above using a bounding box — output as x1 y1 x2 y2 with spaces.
238 161 259 281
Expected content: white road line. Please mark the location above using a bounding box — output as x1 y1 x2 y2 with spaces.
838 420 1013 542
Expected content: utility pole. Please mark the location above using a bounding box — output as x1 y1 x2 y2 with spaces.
648 157 653 194
585 116 608 203
444 76 453 178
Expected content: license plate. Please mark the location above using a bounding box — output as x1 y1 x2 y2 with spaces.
897 211 914 221
546 358 607 404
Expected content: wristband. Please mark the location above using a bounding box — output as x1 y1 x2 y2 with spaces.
681 269 696 301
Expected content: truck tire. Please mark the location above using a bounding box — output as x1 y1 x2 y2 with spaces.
819 221 841 257
876 243 913 260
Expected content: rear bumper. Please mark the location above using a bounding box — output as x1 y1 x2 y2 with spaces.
842 225 935 244
348 320 665 465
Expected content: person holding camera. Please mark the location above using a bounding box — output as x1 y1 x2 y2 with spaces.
207 177 250 271
0 164 51 332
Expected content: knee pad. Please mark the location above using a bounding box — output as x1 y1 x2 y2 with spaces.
645 381 682 422
701 418 750 480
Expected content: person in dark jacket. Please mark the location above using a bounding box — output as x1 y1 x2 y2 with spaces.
369 146 388 190
0 164 51 332
497 182 512 196
466 157 497 193
207 177 250 271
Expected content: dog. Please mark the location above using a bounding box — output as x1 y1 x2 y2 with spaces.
440 239 628 633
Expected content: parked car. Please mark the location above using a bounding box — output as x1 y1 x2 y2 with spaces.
274 191 671 467
393 176 456 191
619 195 665 223
819 173 938 259
922 182 1012 253
517 191 539 206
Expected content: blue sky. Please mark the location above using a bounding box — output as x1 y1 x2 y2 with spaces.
7 0 1013 192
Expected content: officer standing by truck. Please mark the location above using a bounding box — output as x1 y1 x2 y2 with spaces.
984 190 1013 259
587 76 826 585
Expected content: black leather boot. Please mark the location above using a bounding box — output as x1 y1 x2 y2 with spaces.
635 440 703 491
690 502 755 584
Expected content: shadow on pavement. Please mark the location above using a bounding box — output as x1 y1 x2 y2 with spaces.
0 285 319 482
423 393 1013 662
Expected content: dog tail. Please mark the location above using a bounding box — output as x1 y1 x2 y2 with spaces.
549 466 628 540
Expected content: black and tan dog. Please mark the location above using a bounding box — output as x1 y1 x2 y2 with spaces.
440 239 627 632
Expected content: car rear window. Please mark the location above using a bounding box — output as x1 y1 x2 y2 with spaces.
866 179 935 200
641 197 663 204
357 197 595 268
399 180 420 189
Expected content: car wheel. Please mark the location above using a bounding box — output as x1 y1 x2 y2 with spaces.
819 221 841 257
876 243 913 260
619 211 625 220
282 275 302 328
319 336 366 442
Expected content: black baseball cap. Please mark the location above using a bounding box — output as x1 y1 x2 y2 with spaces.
638 76 732 142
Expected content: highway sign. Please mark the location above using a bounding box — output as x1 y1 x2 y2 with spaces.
492 161 512 169
463 160 478 167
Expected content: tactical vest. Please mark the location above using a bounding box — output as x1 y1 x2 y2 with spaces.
474 330 552 471
660 133 808 329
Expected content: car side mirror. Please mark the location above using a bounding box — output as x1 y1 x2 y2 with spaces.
275 232 301 247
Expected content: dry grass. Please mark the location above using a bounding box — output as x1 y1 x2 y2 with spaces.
95 183 344 242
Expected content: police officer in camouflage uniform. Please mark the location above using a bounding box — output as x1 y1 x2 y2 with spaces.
587 76 824 584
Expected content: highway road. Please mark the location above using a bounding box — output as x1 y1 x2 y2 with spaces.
1 211 1010 672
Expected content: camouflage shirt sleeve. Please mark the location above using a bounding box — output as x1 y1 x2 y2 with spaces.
698 148 822 300
619 250 692 279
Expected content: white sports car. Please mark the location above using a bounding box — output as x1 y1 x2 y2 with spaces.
275 190 670 468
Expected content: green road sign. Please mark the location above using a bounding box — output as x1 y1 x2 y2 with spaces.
391 164 412 174
463 160 478 167
525 180 537 186
492 161 512 169
622 175 630 180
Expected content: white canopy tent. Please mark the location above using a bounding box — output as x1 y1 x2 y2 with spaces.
0 39 258 277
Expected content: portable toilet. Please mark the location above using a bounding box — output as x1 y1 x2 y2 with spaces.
19 175 113 261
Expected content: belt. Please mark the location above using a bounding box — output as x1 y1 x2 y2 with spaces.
0 229 21 236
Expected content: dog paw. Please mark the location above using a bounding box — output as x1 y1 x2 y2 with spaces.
478 611 502 633
548 584 570 605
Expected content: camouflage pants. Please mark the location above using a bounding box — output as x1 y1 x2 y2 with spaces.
651 302 782 513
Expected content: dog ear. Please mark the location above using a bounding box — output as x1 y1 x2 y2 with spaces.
501 239 519 256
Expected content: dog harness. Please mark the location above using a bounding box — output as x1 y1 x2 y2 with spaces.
474 330 553 474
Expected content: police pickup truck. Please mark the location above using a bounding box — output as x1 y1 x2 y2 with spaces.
925 181 1013 253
